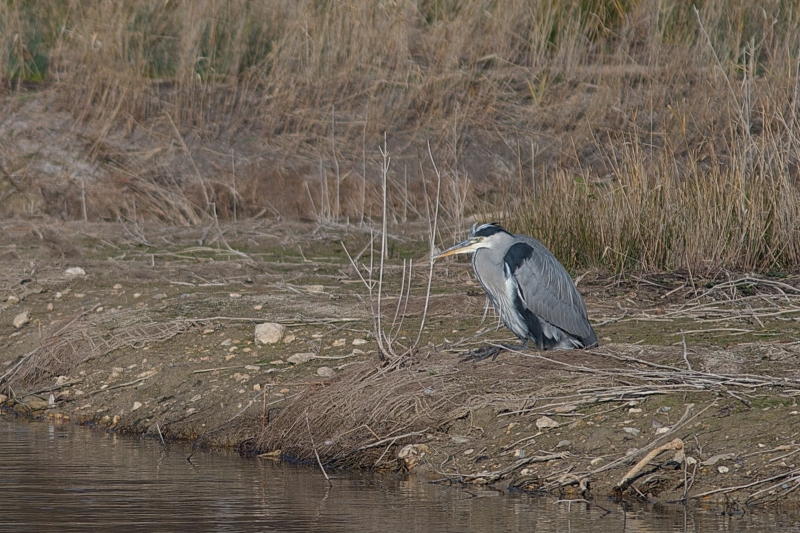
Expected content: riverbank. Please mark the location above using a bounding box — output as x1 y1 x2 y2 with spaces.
3 220 800 508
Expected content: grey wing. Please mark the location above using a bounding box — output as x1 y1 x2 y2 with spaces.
504 236 597 344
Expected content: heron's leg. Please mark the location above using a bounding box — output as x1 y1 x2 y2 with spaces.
460 340 529 363
460 345 503 363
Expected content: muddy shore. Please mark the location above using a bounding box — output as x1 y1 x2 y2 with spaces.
3 220 800 508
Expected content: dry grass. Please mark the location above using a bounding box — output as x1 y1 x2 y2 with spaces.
0 307 198 393
2 1 800 273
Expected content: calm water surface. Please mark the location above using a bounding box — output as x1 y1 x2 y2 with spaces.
1 415 798 532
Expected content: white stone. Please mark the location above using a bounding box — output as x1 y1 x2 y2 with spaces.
6 295 19 305
12 311 30 329
255 323 285 345
718 466 729 474
132 401 142 411
65 267 86 277
317 366 335 378
535 415 559 429
288 353 315 364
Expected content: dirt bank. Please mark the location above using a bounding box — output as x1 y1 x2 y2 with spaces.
3 220 800 508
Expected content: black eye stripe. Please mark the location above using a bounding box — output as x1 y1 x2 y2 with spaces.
471 223 508 238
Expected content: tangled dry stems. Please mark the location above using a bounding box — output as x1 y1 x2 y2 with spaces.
0 307 199 393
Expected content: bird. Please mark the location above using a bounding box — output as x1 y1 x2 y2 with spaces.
432 222 598 361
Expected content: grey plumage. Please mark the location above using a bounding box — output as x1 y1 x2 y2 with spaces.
433 223 597 353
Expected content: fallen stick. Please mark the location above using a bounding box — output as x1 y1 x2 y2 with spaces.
612 438 685 494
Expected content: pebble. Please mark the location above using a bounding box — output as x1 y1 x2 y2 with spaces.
255 322 285 345
535 415 559 429
152 293 166 299
233 373 251 382
189 394 201 402
244 365 260 371
47 303 53 311
283 334 296 344
229 293 241 298
6 295 19 305
65 267 86 277
203 328 214 335
12 311 30 329
555 440 572 449
332 338 346 347
463 448 475 456
132 401 142 411
113 284 122 289
352 338 367 345
306 285 325 293
623 427 641 435
133 293 142 299
288 353 315 364
718 466 730 474
253 384 261 392
253 304 263 310
317 366 335 378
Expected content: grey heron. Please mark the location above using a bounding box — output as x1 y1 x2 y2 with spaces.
432 223 598 361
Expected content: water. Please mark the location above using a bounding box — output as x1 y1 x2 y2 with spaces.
0 416 797 532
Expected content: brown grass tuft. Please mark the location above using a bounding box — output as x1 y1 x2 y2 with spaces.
2 1 800 273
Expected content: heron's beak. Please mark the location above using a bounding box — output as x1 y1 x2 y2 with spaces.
431 238 482 260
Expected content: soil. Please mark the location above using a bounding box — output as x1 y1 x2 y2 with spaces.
3 219 800 510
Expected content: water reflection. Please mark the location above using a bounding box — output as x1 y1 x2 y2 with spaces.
0 415 798 532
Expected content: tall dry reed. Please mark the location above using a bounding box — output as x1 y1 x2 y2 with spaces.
1 1 800 273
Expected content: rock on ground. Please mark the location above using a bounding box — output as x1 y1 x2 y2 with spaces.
255 322 285 344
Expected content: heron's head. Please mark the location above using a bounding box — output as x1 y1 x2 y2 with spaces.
432 223 511 259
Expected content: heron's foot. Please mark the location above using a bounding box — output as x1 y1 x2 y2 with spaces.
460 345 504 363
